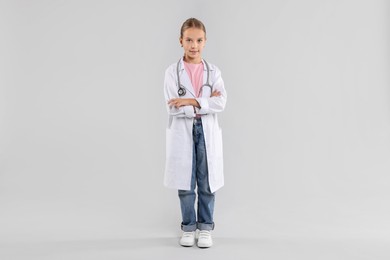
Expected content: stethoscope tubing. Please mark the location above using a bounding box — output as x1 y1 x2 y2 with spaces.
176 58 212 97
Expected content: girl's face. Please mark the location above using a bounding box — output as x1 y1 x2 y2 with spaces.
180 28 206 63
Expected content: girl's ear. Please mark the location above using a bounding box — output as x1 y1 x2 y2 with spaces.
179 38 183 47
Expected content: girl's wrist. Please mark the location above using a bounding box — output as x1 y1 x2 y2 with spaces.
192 99 200 108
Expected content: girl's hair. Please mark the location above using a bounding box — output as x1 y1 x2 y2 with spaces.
180 18 206 39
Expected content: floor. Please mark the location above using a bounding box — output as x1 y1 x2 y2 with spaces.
1 235 389 260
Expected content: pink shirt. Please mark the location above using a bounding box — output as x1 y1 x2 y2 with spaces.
183 61 204 98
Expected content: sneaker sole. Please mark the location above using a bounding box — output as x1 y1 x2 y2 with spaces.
180 241 195 247
197 242 213 248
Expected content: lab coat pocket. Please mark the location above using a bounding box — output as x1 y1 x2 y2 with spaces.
166 128 190 159
215 127 223 166
165 128 174 161
208 126 224 191
165 128 192 186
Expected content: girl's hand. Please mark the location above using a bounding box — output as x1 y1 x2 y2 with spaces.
211 90 221 97
168 98 199 108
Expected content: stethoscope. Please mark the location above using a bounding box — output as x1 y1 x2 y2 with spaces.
176 58 213 97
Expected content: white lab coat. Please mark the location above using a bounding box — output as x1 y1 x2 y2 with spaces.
164 58 227 193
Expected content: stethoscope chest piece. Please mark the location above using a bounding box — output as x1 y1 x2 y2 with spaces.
178 87 186 96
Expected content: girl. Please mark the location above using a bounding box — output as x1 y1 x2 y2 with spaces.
164 18 227 248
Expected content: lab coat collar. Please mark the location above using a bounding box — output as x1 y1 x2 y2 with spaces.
178 57 213 71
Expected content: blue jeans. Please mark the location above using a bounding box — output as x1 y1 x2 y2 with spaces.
178 118 215 232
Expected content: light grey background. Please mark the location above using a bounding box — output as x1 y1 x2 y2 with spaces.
1 0 390 259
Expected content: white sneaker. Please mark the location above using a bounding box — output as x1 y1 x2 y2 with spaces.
179 231 195 247
197 230 213 248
